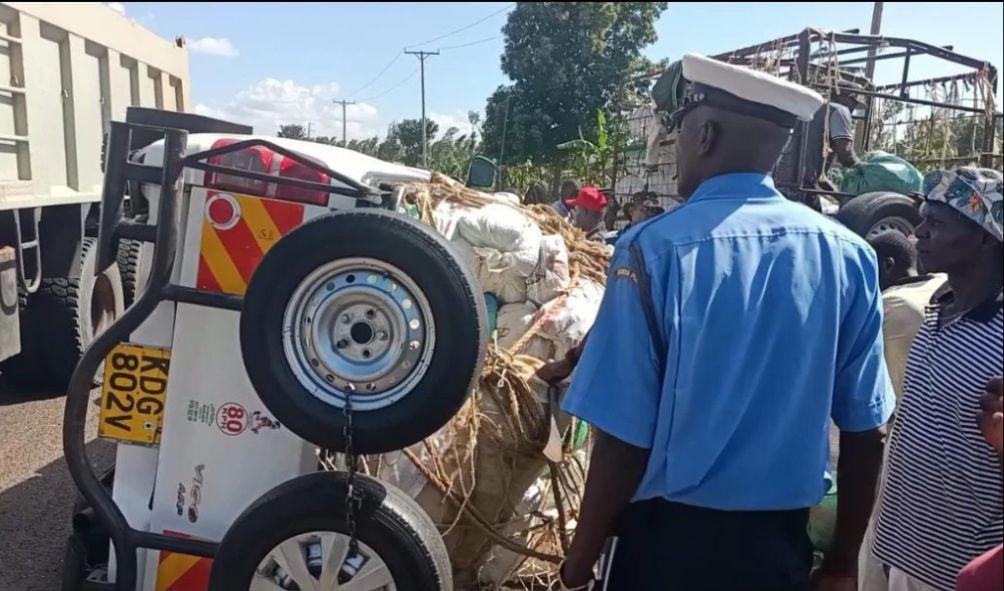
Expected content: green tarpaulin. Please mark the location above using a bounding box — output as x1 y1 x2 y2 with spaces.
839 151 923 197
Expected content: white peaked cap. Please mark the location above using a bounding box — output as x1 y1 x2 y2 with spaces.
682 53 824 122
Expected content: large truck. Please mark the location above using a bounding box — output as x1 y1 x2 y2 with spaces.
615 28 1001 238
0 2 189 388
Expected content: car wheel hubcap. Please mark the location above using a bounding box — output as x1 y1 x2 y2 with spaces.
283 258 435 411
253 531 396 591
867 216 914 239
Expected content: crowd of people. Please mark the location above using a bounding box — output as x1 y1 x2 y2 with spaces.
534 54 1002 591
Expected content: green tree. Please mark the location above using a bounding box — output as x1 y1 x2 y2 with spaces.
346 137 380 157
429 127 481 179
481 2 667 167
377 133 404 163
277 124 307 139
372 119 440 166
393 119 440 166
556 109 631 186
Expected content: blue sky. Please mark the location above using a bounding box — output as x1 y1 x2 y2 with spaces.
118 2 1003 140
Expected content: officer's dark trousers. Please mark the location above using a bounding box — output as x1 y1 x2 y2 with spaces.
605 498 813 591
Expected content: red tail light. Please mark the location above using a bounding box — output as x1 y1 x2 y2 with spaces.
204 139 330 205
274 154 330 205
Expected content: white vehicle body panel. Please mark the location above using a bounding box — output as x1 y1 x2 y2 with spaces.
107 133 430 589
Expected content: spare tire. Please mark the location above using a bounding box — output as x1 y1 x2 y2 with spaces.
208 471 451 591
240 210 487 454
835 191 922 239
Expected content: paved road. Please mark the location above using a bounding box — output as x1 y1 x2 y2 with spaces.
0 379 114 591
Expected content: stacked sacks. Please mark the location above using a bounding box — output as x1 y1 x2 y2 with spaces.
498 280 604 362
373 174 610 587
526 234 571 306
374 353 554 588
532 279 603 360
496 302 552 360
455 203 543 304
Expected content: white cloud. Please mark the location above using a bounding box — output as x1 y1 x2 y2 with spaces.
187 37 239 58
430 111 478 138
106 2 125 14
195 78 382 139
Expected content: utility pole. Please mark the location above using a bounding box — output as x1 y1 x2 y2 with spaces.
499 92 511 187
333 99 356 147
405 49 439 168
861 2 884 147
864 2 884 81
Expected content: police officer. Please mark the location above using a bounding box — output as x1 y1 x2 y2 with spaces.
557 54 894 591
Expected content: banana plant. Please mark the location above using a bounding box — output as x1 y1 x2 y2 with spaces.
557 110 627 187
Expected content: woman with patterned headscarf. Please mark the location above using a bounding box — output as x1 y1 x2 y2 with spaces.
866 167 1003 591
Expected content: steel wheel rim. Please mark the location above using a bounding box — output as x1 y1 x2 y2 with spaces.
252 531 396 591
867 216 915 239
282 258 435 411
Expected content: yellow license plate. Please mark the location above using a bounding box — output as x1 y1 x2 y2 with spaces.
98 343 171 445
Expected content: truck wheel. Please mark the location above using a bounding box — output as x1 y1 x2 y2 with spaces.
32 237 124 388
240 210 487 454
835 192 922 239
209 472 451 591
0 288 45 389
116 238 143 307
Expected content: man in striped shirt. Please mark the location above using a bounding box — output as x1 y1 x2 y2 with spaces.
870 167 1003 591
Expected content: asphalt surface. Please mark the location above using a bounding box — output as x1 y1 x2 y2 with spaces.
0 379 114 591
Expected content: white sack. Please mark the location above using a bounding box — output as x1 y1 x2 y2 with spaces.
526 234 571 305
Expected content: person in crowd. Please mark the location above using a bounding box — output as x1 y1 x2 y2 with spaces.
955 376 1003 591
867 230 947 397
525 182 549 206
869 230 920 291
564 185 608 240
825 89 862 171
552 178 581 217
858 231 947 590
557 54 892 591
802 86 863 209
869 167 1003 591
858 230 945 589
606 193 666 245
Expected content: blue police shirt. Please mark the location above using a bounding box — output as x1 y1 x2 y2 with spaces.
562 173 895 510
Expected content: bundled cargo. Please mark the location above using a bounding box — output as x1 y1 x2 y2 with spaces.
838 150 924 197
366 174 609 588
527 235 571 306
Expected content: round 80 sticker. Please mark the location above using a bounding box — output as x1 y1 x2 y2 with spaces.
216 402 248 436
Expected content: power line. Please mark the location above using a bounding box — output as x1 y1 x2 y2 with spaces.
347 52 402 98
440 34 503 52
356 68 419 103
405 4 513 50
344 4 512 99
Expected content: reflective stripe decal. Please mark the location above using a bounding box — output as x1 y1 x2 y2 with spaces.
196 192 305 295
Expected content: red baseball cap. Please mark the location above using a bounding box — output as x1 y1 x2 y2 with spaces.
565 186 608 212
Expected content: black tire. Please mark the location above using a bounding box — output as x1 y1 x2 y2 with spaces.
116 238 142 307
835 191 922 239
18 238 124 389
61 534 87 591
0 287 45 389
240 210 487 454
209 472 451 591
